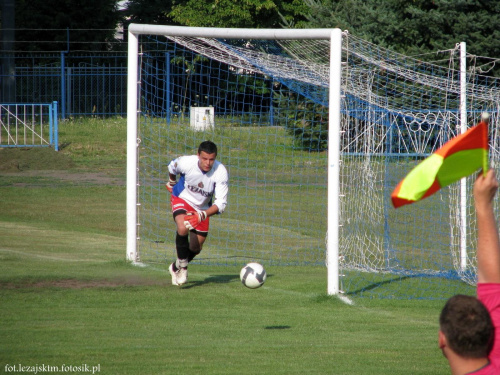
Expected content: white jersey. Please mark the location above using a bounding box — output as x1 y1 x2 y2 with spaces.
168 155 228 213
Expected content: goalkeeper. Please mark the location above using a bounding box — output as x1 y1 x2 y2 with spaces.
165 140 229 286
439 169 500 374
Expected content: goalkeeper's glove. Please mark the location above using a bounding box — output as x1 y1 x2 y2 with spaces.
166 177 176 193
184 211 207 231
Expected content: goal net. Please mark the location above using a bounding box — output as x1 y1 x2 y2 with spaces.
127 24 500 299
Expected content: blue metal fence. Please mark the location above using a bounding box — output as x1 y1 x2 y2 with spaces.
0 53 127 118
0 102 58 150
0 51 271 119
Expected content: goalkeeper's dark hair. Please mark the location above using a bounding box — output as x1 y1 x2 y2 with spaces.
198 140 217 156
440 294 494 358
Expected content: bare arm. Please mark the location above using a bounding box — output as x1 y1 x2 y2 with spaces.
474 169 500 283
204 204 220 218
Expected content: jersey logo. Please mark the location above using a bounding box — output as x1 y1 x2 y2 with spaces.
186 184 213 198
198 182 204 188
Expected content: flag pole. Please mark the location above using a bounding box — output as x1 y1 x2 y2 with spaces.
459 41 467 272
481 112 490 175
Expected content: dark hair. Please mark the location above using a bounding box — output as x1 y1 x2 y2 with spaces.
198 140 217 155
440 294 494 358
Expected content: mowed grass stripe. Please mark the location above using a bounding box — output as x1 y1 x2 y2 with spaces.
0 118 449 374
0 221 124 262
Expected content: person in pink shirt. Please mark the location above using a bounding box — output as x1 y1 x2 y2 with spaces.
439 169 500 375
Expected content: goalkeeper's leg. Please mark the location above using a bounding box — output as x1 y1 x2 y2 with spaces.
169 198 210 286
169 216 206 284
169 209 190 285
187 231 207 262
170 231 208 285
169 231 189 286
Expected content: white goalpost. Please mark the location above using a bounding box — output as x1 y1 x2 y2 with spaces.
126 24 500 299
126 24 343 295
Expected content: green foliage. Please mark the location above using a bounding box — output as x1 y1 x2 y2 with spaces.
170 0 278 28
278 0 310 28
123 0 308 29
170 54 210 116
305 0 500 74
123 0 179 26
14 0 124 52
275 90 329 151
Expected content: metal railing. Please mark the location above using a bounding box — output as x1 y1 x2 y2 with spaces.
0 102 58 150
0 53 127 118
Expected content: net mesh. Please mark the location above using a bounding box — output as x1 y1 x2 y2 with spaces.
134 29 500 298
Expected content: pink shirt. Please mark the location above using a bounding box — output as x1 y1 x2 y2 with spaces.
472 283 500 374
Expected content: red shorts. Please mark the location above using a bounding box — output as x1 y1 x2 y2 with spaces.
171 196 210 235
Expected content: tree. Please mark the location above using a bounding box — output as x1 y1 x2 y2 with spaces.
1 0 15 102
168 0 308 29
123 0 307 29
123 0 179 27
304 0 500 71
13 0 123 52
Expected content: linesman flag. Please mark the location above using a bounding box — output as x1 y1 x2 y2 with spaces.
391 115 489 208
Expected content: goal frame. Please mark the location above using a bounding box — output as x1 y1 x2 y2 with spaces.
126 24 343 295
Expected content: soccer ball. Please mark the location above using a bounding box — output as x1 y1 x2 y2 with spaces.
240 262 267 289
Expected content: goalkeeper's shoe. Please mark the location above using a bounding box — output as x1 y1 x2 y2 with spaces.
168 263 180 286
177 267 188 285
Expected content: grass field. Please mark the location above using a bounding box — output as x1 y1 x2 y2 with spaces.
1 118 453 374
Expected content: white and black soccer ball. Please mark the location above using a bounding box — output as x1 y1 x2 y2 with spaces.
240 262 267 289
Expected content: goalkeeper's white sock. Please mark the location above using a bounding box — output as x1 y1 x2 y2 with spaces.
176 258 188 269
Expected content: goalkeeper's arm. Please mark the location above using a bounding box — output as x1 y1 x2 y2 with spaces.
166 173 177 193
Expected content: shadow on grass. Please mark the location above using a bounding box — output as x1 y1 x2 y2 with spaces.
265 325 291 330
345 275 413 296
181 273 273 289
181 274 239 289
